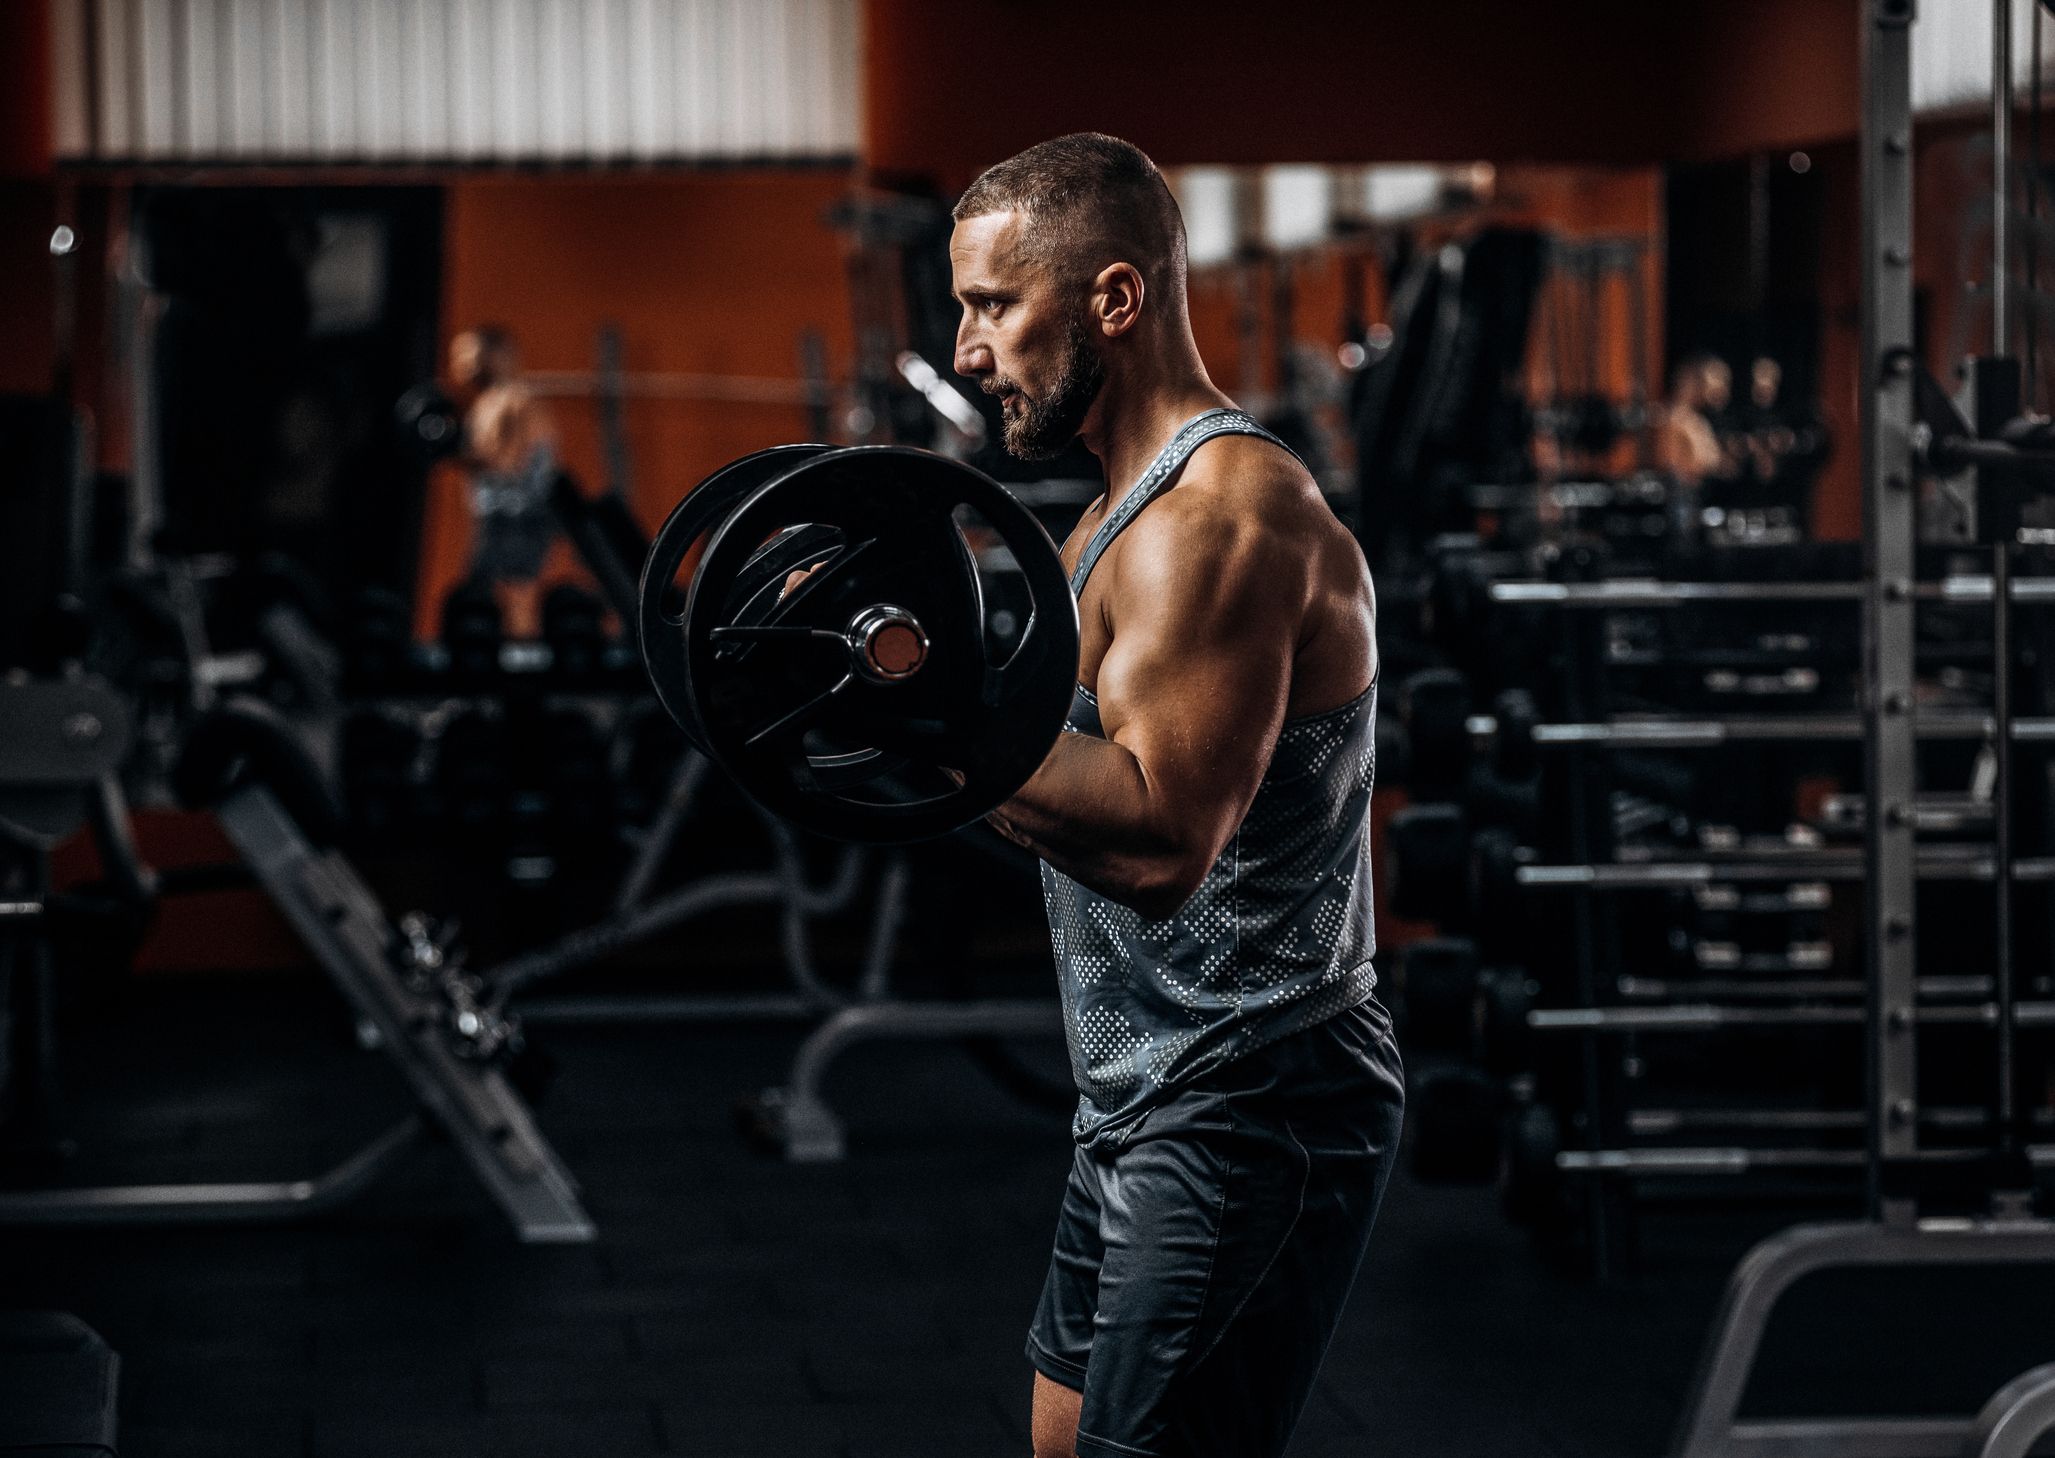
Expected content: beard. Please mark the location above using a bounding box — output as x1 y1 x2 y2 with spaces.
989 317 1104 460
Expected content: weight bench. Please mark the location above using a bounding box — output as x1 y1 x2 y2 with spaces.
0 697 592 1243
0 1311 119 1457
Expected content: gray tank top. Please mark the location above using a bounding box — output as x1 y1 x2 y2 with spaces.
1042 408 1380 1148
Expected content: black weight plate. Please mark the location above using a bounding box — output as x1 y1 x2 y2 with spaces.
684 446 1078 843
638 445 832 752
726 524 851 637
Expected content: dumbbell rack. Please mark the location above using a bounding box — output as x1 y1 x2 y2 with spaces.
1490 563 2055 1238
1670 6 2055 1454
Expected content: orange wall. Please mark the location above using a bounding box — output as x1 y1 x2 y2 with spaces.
420 169 860 631
1816 141 1863 542
0 0 51 179
1807 117 2037 545
865 0 1861 187
0 182 56 394
0 0 54 390
1662 1 1863 160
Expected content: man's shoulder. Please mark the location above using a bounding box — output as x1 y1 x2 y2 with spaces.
1109 459 1319 598
1181 428 1317 497
1146 431 1333 547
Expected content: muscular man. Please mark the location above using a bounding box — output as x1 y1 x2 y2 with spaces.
950 135 1405 1458
1653 350 1736 487
448 324 559 636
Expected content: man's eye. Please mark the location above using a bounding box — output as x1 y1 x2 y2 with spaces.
984 299 1005 317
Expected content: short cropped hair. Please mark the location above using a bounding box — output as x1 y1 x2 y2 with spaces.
468 323 515 358
953 133 1187 298
1670 349 1725 392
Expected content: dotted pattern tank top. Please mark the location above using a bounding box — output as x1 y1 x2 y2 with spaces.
1042 409 1380 1149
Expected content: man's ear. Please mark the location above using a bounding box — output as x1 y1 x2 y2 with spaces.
1093 262 1146 338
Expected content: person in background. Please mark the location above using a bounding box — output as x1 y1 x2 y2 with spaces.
1653 349 1735 487
1734 353 1832 514
448 324 559 637
1740 356 1801 479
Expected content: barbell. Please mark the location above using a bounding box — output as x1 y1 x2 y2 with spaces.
637 445 1080 844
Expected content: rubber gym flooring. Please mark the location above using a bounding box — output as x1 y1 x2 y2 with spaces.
5 969 2053 1458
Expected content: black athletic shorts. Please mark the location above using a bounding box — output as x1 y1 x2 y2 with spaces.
1026 995 1406 1458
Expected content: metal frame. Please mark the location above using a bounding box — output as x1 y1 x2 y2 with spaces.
0 1119 423 1226
1519 852 2055 887
763 998 1063 1162
1533 1001 2055 1033
1505 713 2055 745
1489 575 2055 605
490 769 1062 1165
1667 6 2055 1453
1970 1363 2055 1458
480 748 876 1021
1672 1218 2055 1458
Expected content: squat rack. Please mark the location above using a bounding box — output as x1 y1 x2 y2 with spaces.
1670 3 2055 1455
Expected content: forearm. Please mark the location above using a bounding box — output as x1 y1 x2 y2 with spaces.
985 731 1197 913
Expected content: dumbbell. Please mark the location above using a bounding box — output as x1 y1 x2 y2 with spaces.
1396 668 1471 797
542 584 607 680
1423 536 1527 660
434 710 511 839
395 383 462 465
1409 1067 1502 1183
339 709 423 841
440 579 504 681
1398 676 1548 822
614 700 689 826
1473 966 1537 1075
1486 688 1539 781
347 586 413 692
1386 801 1469 926
1397 937 1480 1052
539 706 612 842
1400 938 1536 1075
1499 1098 1566 1228
1468 827 1529 960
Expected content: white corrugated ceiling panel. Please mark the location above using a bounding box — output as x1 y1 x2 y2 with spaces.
1914 0 2055 114
49 0 861 163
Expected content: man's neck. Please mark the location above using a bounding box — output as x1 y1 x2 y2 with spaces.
1080 367 1234 514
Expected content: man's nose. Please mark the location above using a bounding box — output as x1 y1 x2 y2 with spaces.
954 326 989 378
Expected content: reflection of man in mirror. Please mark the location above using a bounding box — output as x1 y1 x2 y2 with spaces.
1739 356 1795 477
449 324 559 636
1653 350 1734 486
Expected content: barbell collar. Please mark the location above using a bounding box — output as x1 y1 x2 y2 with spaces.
844 605 929 684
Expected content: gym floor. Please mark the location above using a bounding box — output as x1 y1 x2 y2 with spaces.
10 970 2053 1458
